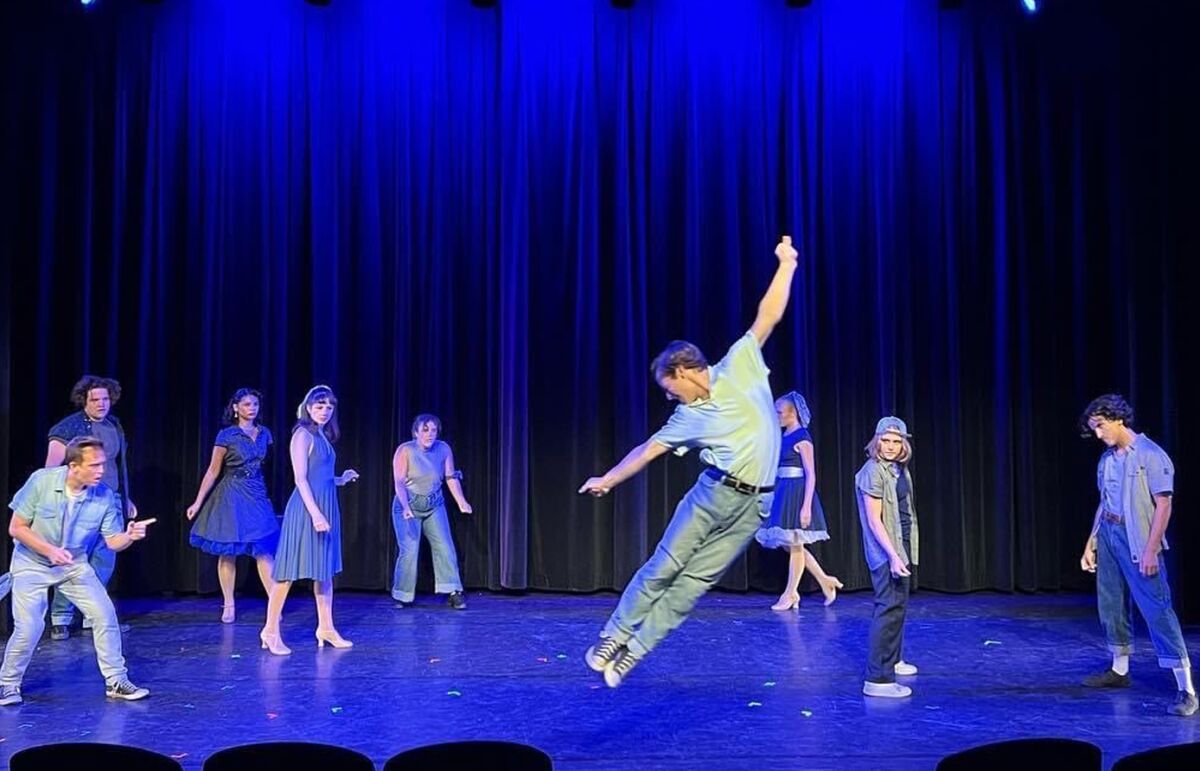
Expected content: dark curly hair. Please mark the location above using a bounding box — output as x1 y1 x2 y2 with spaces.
70 375 121 407
223 387 263 426
1079 393 1135 437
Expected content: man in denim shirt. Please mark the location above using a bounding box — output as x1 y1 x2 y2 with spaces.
0 438 154 706
578 236 798 688
1078 394 1195 717
44 375 137 641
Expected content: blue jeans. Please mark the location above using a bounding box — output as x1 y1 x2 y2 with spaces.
50 540 116 627
1096 519 1190 668
1 553 128 686
391 496 463 603
602 473 766 658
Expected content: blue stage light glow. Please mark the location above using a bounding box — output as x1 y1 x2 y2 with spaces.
1022 0 1038 12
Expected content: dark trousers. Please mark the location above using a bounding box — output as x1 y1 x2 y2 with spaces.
865 543 911 684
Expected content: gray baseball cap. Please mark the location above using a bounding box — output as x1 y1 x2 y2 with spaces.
874 416 911 437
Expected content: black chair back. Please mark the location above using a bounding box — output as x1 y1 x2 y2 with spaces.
384 740 553 771
203 741 374 771
11 742 182 771
1113 741 1200 771
937 737 1102 771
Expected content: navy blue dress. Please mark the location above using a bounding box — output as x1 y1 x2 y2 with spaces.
755 427 829 549
189 426 280 557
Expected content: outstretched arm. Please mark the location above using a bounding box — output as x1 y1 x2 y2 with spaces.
749 235 800 346
579 439 670 497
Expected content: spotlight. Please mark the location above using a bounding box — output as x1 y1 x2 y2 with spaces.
1022 0 1038 11
81 0 96 6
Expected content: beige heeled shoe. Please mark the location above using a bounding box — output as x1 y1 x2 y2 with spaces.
315 629 353 649
221 604 236 624
771 593 800 611
259 630 292 656
822 578 845 607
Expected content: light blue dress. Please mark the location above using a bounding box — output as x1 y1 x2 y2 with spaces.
272 428 342 581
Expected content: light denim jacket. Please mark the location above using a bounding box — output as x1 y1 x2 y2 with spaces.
1096 432 1173 562
855 459 919 571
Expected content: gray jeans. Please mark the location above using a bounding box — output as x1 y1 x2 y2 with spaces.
602 473 766 658
1 553 128 686
391 493 463 603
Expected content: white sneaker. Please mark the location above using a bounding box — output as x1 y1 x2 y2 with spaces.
894 660 918 676
863 681 912 698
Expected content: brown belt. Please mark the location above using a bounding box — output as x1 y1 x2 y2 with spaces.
1101 511 1124 525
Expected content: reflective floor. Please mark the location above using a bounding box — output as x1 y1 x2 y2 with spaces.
0 591 1196 769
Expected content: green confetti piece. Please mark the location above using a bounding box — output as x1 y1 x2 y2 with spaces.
984 639 1002 646
556 654 568 660
330 707 343 714
763 681 776 687
447 690 462 697
221 685 235 691
747 701 763 708
230 654 241 659
800 710 813 717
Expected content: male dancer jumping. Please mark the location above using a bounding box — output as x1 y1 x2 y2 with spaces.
579 235 798 687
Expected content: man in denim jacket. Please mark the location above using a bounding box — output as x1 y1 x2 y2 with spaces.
1078 394 1195 716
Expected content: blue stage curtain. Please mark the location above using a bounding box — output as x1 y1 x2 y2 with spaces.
0 0 1195 618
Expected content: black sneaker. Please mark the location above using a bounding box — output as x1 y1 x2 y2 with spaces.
585 638 623 673
0 685 22 706
1169 690 1199 717
1082 669 1131 688
447 592 467 610
105 678 149 701
50 625 70 641
604 648 641 688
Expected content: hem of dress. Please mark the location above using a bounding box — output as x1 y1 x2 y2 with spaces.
189 533 278 558
755 527 830 549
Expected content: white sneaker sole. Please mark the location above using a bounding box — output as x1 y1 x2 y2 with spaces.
106 689 150 701
863 681 912 698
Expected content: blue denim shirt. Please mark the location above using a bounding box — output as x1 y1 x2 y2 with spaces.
1096 433 1173 561
9 467 123 567
855 459 919 571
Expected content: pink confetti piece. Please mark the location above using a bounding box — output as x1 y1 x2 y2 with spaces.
588 684 602 690
536 657 550 664
266 712 279 720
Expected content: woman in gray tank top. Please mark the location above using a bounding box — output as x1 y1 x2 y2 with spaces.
391 414 472 609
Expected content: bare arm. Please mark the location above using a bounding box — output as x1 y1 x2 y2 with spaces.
104 518 155 552
392 445 413 518
749 236 800 346
579 439 671 496
865 495 910 577
443 447 471 513
185 446 228 519
797 440 817 525
1080 503 1102 572
1137 494 1173 577
45 440 67 468
289 431 326 528
9 514 73 566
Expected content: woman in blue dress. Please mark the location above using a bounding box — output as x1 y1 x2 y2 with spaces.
185 388 280 624
755 391 843 610
259 385 359 655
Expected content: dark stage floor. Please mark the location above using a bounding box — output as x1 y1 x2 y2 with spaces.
0 591 1196 769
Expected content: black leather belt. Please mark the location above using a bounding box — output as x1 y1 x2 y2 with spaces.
703 466 774 495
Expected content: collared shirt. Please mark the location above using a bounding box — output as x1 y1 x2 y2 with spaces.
650 332 780 488
1096 432 1173 561
9 467 123 567
855 459 920 571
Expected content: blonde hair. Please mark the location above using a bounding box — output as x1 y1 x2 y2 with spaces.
865 432 912 464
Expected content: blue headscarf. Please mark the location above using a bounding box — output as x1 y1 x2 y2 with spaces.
780 391 812 428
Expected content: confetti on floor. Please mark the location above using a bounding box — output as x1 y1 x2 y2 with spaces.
747 701 763 708
446 690 462 697
984 640 1002 646
801 710 813 717
170 753 189 760
266 712 279 719
556 653 568 660
230 654 241 659
428 658 441 664
330 706 343 714
764 681 776 687
221 685 236 691
536 656 550 663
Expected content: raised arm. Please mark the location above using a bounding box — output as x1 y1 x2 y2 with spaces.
185 446 229 520
579 439 671 497
749 235 800 346
443 447 472 513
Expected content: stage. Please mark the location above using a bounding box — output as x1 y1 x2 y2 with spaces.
0 591 1195 769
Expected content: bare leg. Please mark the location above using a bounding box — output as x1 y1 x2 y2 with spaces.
771 546 806 610
260 580 292 654
313 580 351 648
255 555 276 596
804 549 843 605
217 556 237 622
